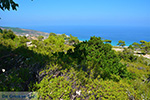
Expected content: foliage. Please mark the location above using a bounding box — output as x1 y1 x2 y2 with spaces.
132 40 150 54
36 63 150 99
0 0 19 11
49 32 57 36
140 40 147 45
0 33 2 38
117 40 125 47
103 39 112 44
68 34 79 45
128 45 134 50
37 35 44 41
0 28 2 33
19 36 30 44
141 42 150 54
57 36 130 80
0 67 32 91
61 33 69 40
117 48 137 62
43 34 65 53
132 42 140 51
0 30 150 99
2 29 16 40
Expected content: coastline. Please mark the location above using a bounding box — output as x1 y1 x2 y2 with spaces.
78 38 132 46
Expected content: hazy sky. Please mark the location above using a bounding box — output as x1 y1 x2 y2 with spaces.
0 0 150 27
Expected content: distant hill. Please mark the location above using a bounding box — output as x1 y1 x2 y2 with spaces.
0 26 49 38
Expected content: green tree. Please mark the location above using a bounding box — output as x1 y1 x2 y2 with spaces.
128 45 134 50
44 35 65 53
49 32 57 36
0 33 2 38
66 36 129 79
137 40 150 54
132 42 140 51
140 40 146 47
117 40 125 48
0 0 34 11
140 40 146 44
143 42 150 54
103 39 112 44
0 0 19 11
0 28 2 33
61 33 69 40
37 35 44 41
68 34 79 45
2 29 16 40
2 29 7 34
19 36 30 44
32 40 38 45
118 48 137 62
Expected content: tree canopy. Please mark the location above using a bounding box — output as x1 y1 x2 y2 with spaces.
2 29 16 40
62 36 129 79
0 0 19 11
0 30 150 99
0 28 2 33
68 34 79 45
103 39 112 44
37 35 44 41
117 40 125 48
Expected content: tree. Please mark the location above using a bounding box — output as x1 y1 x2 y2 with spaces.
49 32 57 36
0 33 2 38
2 29 7 34
143 42 150 54
140 40 146 44
0 28 2 33
117 40 125 48
66 36 129 79
68 34 79 45
140 40 146 47
0 0 34 11
19 36 30 44
118 48 137 62
128 45 134 50
132 42 140 51
2 29 16 40
103 39 112 44
44 35 65 53
37 35 44 41
0 0 19 11
61 33 69 40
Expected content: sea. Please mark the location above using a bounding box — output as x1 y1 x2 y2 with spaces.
22 25 150 46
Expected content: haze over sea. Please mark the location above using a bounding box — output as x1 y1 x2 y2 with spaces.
22 25 150 46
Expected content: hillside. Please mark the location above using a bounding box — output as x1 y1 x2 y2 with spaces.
0 28 150 99
0 26 49 38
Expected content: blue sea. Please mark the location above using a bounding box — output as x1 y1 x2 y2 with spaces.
22 25 150 46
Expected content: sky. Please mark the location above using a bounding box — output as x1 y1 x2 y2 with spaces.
0 0 150 27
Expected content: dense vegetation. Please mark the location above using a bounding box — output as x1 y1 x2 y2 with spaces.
0 29 150 99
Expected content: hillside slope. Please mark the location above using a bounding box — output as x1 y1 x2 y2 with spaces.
0 26 49 38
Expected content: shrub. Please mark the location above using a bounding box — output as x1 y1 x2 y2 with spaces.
63 36 130 79
2 29 16 40
118 48 137 62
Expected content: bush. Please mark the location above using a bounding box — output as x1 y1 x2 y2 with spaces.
2 29 16 40
118 48 137 62
60 36 130 79
36 64 147 100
